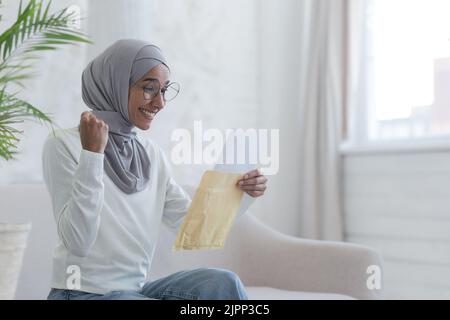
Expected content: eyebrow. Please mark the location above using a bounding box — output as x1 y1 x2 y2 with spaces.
142 77 170 85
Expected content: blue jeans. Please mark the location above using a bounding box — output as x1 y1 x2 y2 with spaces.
47 268 248 300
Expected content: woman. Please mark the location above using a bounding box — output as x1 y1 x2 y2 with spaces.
42 39 268 300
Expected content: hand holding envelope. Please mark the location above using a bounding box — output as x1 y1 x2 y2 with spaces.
173 132 269 251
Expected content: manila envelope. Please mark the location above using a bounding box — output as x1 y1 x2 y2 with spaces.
173 170 244 251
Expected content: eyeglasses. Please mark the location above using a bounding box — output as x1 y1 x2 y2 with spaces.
139 79 180 102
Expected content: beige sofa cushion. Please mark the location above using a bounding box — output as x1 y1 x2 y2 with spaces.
246 287 355 300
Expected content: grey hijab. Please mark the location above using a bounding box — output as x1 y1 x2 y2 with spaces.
82 39 169 194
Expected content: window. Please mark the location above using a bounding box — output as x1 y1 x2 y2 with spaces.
366 0 450 141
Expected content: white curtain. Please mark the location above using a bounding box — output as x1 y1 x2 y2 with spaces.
84 0 153 62
0 0 347 240
0 0 262 190
297 0 347 241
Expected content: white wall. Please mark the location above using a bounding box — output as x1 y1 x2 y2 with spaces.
343 149 450 299
0 0 305 237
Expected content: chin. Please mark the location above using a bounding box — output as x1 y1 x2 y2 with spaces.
137 122 151 130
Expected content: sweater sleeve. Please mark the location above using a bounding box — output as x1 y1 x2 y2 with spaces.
161 177 191 234
42 135 105 257
157 146 191 234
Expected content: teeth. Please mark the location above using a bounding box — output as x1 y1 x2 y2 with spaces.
140 108 156 117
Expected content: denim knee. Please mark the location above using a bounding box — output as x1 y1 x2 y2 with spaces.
200 268 248 300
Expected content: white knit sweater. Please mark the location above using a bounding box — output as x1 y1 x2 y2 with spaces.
42 127 191 294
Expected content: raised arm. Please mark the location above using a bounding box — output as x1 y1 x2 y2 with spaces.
42 112 109 257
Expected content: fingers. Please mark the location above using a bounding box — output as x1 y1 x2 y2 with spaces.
243 169 261 180
80 111 91 122
236 169 263 185
238 176 267 186
80 111 108 129
236 168 268 198
79 112 109 154
245 190 265 198
239 184 267 191
81 111 94 124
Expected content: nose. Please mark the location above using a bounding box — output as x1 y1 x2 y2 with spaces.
154 90 165 109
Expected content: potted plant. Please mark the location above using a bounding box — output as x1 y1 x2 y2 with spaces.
0 0 90 299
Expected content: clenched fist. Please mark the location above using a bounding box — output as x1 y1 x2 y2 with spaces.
79 111 109 154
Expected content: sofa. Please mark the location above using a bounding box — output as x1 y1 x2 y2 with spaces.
0 183 383 300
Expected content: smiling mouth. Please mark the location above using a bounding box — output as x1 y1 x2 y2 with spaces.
139 107 157 120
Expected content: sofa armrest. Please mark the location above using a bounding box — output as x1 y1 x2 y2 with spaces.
231 214 384 300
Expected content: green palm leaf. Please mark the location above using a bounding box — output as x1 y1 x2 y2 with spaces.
0 0 91 161
0 87 57 160
0 0 91 87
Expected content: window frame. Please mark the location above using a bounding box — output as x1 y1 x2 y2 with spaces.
342 0 450 154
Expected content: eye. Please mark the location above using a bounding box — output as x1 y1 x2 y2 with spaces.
143 87 156 93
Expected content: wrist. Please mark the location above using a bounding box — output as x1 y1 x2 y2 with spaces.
83 145 104 154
